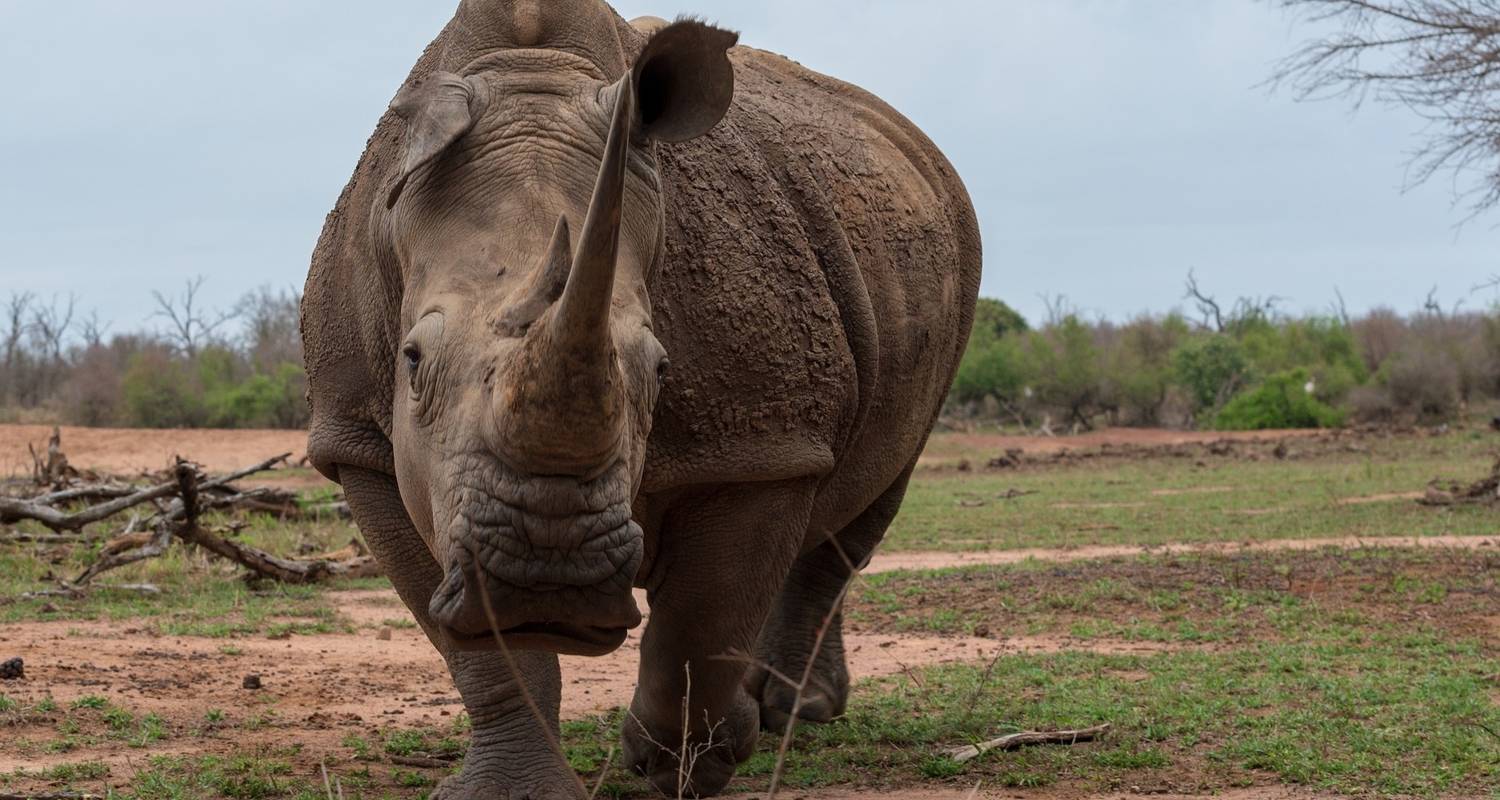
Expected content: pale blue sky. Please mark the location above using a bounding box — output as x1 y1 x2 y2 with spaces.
2 1 1495 336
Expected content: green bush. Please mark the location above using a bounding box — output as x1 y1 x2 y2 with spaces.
1213 369 1346 430
121 349 207 428
1172 335 1249 412
971 298 1029 340
1025 316 1102 426
1101 315 1189 424
951 334 1027 405
949 299 1031 406
205 363 307 429
1238 317 1367 403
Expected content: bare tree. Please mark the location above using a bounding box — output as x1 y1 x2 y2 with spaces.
237 285 303 371
1 292 34 406
1272 1 1500 217
1184 270 1284 332
1331 287 1353 326
151 276 238 357
1184 269 1226 332
1037 293 1077 327
79 309 111 349
26 294 77 405
30 293 76 364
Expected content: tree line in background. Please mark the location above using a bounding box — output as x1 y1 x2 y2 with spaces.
949 277 1500 432
1 279 307 429
2 275 1495 433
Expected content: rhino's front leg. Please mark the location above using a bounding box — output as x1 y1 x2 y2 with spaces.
341 466 583 800
623 480 816 798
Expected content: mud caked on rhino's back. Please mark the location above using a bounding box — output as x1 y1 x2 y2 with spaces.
643 45 981 511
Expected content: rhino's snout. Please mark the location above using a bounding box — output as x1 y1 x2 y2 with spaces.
429 516 645 657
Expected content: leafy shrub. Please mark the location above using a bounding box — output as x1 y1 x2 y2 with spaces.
971 298 1029 340
1382 346 1461 421
1352 308 1406 374
121 348 207 428
1214 369 1346 430
1173 335 1249 413
951 334 1027 406
950 299 1031 407
1025 316 1103 427
1346 384 1396 424
1099 315 1188 425
205 363 308 429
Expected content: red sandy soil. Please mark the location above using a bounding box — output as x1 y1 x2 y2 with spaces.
1 585 1163 774
918 427 1325 467
0 424 1331 480
6 535 1494 784
0 425 312 478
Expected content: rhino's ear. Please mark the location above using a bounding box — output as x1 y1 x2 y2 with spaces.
630 19 738 143
386 73 485 209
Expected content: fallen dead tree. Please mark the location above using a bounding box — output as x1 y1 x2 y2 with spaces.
1421 460 1500 507
2 434 377 591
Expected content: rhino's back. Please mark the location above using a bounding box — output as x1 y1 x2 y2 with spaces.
645 46 981 534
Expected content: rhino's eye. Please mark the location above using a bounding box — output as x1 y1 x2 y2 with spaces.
403 344 423 392
656 358 670 380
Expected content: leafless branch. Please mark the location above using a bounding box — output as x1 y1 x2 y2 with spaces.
1332 287 1353 325
1271 0 1500 218
942 723 1111 763
151 276 239 356
1185 269 1225 332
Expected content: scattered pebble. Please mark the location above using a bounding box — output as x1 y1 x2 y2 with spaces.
242 674 262 690
376 627 393 641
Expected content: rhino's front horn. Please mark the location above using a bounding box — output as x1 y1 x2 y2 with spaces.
496 78 635 474
551 74 634 348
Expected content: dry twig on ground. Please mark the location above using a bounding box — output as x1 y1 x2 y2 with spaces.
942 723 1112 763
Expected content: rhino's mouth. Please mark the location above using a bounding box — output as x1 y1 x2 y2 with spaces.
428 456 645 656
445 620 630 657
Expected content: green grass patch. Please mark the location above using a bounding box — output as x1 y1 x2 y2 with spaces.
890 430 1496 551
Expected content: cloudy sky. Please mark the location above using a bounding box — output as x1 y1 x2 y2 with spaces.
2 0 1496 335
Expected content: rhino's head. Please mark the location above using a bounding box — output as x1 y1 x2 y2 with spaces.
381 20 737 656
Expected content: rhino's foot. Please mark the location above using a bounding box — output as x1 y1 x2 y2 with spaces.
429 756 584 800
748 622 850 732
622 689 759 798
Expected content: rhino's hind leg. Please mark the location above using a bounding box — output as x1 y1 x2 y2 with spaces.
748 466 915 731
340 466 583 800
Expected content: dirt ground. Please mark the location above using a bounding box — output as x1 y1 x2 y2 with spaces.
0 425 313 479
917 427 1330 467
0 424 1334 478
0 579 1162 775
0 424 1483 799
1 540 1414 797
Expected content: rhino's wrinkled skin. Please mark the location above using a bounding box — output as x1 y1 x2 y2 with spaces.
301 2 980 796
